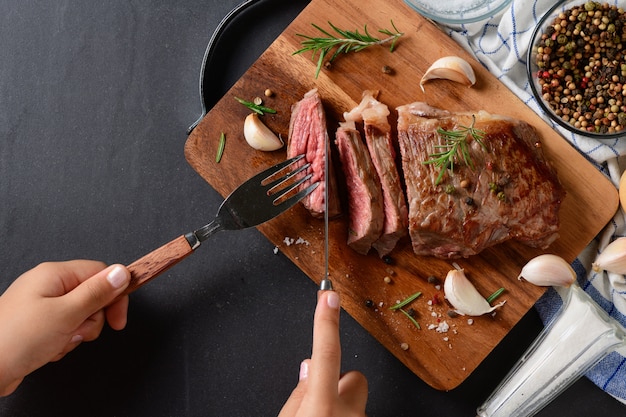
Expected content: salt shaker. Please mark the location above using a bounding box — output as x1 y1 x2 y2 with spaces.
476 283 626 417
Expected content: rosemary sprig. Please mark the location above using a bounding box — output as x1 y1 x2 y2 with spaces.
293 20 403 78
486 287 506 304
215 132 226 163
390 291 422 311
399 308 421 329
423 116 487 185
234 97 277 115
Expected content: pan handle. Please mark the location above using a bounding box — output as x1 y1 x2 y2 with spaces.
124 233 199 294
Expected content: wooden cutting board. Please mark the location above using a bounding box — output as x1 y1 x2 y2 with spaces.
184 0 618 390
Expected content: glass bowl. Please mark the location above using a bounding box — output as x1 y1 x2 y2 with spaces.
527 0 626 139
403 0 512 24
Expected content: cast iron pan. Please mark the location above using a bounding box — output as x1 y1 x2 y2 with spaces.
188 0 311 133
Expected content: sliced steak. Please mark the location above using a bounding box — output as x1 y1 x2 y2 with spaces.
396 102 565 259
287 89 341 218
335 124 384 255
344 91 408 257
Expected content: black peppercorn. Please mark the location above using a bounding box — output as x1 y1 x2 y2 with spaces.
535 2 626 134
427 275 440 285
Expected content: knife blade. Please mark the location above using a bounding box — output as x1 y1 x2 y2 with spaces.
320 132 333 291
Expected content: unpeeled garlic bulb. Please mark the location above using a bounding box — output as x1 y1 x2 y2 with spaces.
518 254 576 287
592 237 626 274
243 113 284 151
444 267 505 316
420 56 476 92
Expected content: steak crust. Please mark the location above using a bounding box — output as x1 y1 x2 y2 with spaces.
397 102 565 259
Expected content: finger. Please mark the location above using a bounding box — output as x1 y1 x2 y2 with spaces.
105 294 129 330
277 360 310 417
61 264 130 326
72 310 105 342
16 260 107 297
308 290 342 400
50 334 86 362
338 370 369 412
55 260 109 286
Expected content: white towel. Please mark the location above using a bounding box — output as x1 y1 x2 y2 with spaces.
437 0 626 403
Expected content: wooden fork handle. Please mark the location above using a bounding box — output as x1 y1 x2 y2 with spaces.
124 233 199 294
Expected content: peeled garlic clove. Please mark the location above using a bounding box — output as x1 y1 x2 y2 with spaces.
243 113 284 151
420 56 476 92
444 268 505 316
518 254 576 287
592 237 626 274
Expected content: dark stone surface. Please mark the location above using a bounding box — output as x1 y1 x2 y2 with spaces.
0 1 623 415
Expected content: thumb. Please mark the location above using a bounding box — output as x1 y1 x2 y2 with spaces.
63 264 131 323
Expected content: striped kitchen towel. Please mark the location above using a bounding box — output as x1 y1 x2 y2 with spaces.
436 0 626 404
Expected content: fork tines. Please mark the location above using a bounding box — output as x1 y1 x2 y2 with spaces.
262 154 319 206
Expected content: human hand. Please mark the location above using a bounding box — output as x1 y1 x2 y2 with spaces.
0 260 131 396
278 291 368 417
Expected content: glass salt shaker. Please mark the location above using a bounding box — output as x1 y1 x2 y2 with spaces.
476 283 626 417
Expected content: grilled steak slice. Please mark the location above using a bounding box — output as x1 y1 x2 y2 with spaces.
397 102 565 259
335 124 384 255
344 91 408 257
287 89 341 218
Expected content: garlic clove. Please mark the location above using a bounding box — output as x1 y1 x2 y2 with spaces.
518 254 576 287
444 267 505 316
420 56 476 92
592 237 626 274
243 113 284 151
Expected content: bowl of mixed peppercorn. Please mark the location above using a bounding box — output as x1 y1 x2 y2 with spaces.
528 0 626 138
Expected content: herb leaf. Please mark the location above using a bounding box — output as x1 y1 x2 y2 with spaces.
216 132 226 163
422 115 487 185
399 308 421 329
390 291 422 310
234 97 277 115
486 287 506 304
293 20 403 78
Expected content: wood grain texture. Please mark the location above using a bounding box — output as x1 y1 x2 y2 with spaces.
184 0 618 390
126 235 195 294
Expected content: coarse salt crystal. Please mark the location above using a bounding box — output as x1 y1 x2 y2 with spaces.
436 321 449 333
273 246 279 254
427 321 450 333
295 237 310 245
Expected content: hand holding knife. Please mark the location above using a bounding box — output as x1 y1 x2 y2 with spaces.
278 133 370 417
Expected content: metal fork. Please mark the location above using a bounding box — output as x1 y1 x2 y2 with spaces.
124 154 318 294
